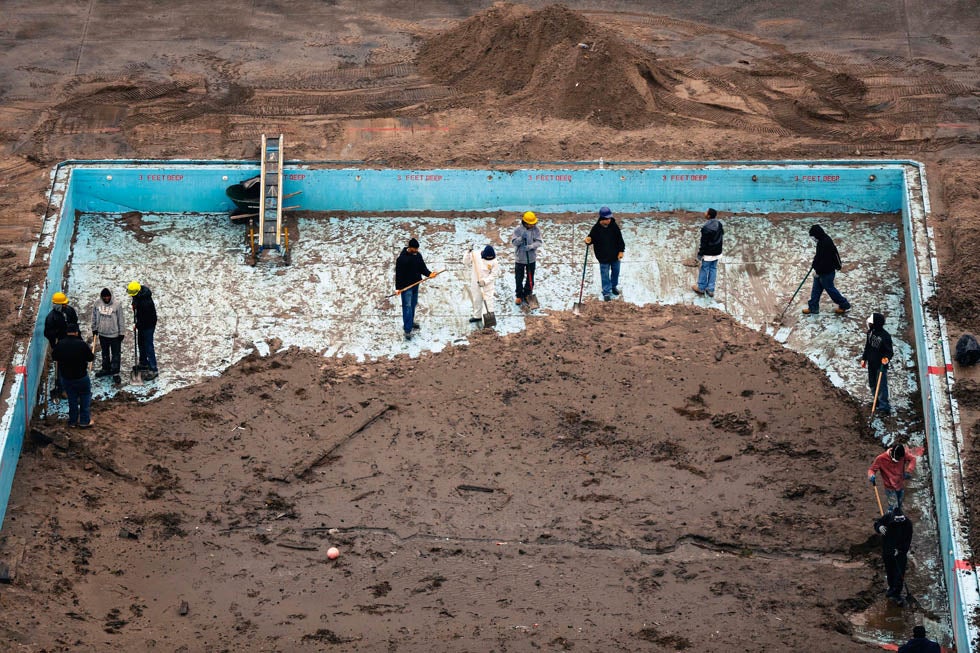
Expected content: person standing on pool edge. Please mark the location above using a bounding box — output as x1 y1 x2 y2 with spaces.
512 211 542 305
803 224 851 315
128 280 158 380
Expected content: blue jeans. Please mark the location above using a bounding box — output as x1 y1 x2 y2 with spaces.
869 365 891 412
697 259 718 293
137 326 157 371
807 271 850 312
599 261 621 297
400 286 419 334
62 374 92 426
885 487 904 512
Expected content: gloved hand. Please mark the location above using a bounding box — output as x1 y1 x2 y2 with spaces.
428 272 438 279
877 525 887 535
92 330 98 336
881 357 889 365
617 252 624 260
584 237 592 244
869 475 876 486
119 334 125 341
860 360 867 369
395 289 402 295
904 472 911 480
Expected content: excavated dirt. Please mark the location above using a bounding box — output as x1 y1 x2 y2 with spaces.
2 303 884 651
1 1 980 650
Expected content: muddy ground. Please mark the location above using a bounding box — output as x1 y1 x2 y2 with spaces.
4 304 885 651
1 1 979 651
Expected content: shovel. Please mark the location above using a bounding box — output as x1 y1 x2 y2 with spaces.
469 248 496 328
378 270 445 310
131 328 143 386
572 244 591 316
525 267 540 310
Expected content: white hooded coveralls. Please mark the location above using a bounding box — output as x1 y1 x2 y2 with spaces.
464 249 500 319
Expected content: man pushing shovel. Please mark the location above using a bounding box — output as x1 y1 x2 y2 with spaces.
464 245 499 326
395 237 438 341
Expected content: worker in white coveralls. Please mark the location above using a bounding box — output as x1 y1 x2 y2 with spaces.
464 245 500 323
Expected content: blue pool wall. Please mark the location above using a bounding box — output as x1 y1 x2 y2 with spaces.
4 159 975 652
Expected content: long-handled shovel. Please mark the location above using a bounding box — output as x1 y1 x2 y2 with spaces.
131 328 143 386
379 270 445 310
469 249 496 328
868 367 884 427
572 244 591 316
774 267 813 326
526 267 540 310
873 483 884 516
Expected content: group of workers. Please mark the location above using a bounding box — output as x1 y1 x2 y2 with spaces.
43 281 158 427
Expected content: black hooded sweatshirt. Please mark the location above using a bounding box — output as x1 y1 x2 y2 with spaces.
697 217 724 257
862 312 894 370
809 225 842 275
587 217 626 264
873 510 913 556
132 286 157 330
394 248 432 290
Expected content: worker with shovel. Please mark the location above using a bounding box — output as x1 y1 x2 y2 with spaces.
873 507 914 606
128 280 158 380
584 207 625 302
512 211 542 307
802 224 851 315
861 312 894 415
395 237 437 341
464 245 500 326
868 443 915 512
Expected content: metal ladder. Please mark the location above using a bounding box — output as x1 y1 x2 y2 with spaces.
258 133 284 251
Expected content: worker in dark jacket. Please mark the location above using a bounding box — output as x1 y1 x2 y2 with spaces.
803 224 851 315
693 208 723 297
44 291 79 395
51 322 94 428
898 626 941 653
873 507 913 605
585 207 625 301
861 312 895 414
395 237 437 341
128 281 158 380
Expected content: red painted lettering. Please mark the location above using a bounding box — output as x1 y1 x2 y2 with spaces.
288 174 306 181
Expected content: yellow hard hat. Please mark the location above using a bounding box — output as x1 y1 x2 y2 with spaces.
52 291 68 305
127 281 142 296
522 211 537 225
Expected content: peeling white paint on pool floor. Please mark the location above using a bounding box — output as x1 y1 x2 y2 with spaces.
64 211 911 409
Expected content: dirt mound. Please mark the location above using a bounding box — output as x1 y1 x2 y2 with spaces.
418 3 674 129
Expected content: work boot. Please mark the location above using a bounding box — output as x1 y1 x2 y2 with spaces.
113 374 122 384
404 331 413 341
515 297 522 305
603 294 611 302
469 317 482 323
802 308 817 314
412 322 420 330
78 421 93 429
691 285 705 295
835 306 849 314
706 290 714 297
95 369 111 378
612 287 620 296
142 370 158 381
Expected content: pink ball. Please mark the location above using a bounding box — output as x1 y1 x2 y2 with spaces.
327 547 340 560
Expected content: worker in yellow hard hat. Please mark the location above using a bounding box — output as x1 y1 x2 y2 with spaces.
511 212 542 305
44 290 79 396
127 280 159 380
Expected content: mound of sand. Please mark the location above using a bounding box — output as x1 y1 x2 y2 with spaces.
418 3 677 129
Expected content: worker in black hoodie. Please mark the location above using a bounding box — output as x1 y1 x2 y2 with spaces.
803 224 851 315
584 207 625 301
873 507 913 605
861 312 895 414
394 237 437 341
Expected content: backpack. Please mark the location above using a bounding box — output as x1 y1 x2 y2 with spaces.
955 334 980 366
